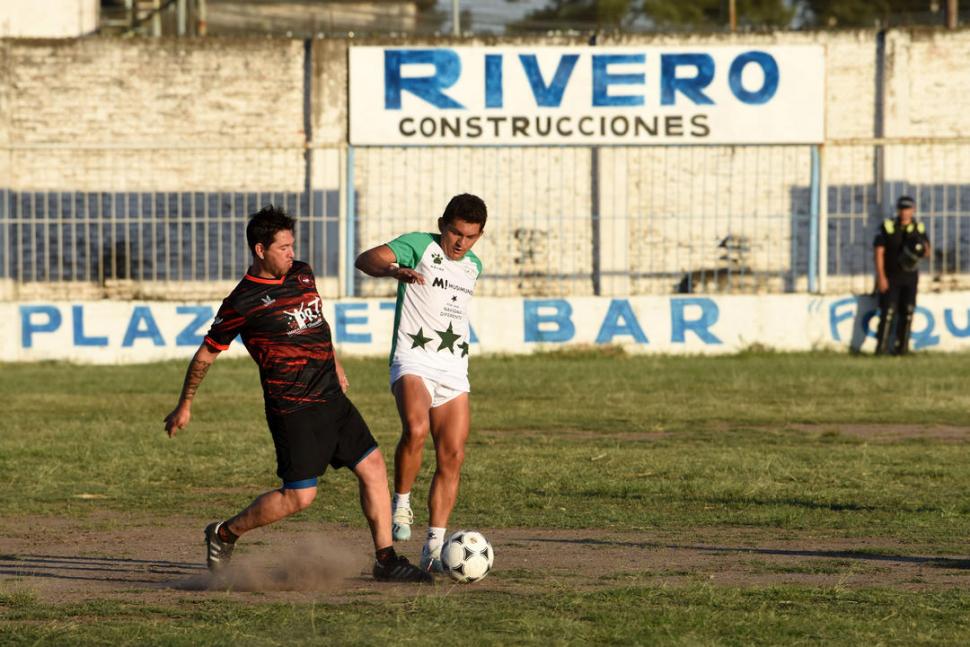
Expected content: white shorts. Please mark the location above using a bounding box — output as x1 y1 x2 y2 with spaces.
391 368 468 409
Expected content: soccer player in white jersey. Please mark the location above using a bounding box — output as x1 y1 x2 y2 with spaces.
355 193 486 572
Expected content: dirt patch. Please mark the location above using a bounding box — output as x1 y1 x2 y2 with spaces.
2 514 969 605
787 424 970 443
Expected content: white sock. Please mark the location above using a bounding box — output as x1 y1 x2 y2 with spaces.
426 526 447 553
393 491 411 511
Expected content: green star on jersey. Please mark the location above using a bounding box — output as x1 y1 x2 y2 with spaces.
458 341 469 358
408 327 432 349
435 322 461 353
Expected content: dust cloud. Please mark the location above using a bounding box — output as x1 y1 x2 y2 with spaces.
175 535 370 592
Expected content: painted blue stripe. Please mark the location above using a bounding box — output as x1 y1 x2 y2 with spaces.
281 477 318 489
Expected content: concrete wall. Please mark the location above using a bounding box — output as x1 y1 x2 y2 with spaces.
2 37 306 191
0 0 98 38
1 29 969 299
9 292 970 362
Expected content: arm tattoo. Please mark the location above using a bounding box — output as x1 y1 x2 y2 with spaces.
179 358 212 403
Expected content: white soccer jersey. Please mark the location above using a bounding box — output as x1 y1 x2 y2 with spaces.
386 232 483 391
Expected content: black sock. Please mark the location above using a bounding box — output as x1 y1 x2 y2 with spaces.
217 522 238 544
376 546 396 563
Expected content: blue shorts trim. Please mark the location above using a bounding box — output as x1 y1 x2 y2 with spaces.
350 445 378 469
281 477 318 490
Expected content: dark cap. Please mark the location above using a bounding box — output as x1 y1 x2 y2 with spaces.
896 196 915 210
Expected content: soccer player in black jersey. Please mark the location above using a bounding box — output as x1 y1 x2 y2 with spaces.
163 206 430 583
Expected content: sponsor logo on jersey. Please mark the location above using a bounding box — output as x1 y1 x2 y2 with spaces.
432 276 474 295
284 296 324 335
298 273 315 288
260 295 277 307
432 253 443 265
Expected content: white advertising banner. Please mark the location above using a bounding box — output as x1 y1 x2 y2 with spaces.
5 293 970 363
349 46 825 146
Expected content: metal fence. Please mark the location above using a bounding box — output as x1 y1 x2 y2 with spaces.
2 139 968 300
350 145 816 298
0 144 343 299
824 140 970 294
0 189 340 282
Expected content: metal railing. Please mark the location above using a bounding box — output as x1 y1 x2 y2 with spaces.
2 138 968 300
350 144 815 297
0 143 342 299
823 139 970 294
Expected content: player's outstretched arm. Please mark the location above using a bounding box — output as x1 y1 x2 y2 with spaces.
355 244 424 284
163 343 221 438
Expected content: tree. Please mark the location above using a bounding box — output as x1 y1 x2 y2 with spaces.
506 0 638 33
506 0 794 32
506 0 948 32
412 0 449 33
643 0 794 29
800 0 944 28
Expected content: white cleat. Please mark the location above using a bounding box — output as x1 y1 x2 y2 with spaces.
420 543 445 574
392 504 414 542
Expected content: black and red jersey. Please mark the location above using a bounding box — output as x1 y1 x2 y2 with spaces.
204 261 341 414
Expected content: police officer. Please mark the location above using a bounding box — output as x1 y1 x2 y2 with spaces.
873 196 931 355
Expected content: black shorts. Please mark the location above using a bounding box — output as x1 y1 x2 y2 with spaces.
266 396 378 485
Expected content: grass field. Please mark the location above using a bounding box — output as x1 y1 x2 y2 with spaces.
2 351 970 645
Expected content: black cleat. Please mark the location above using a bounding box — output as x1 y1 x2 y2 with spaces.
373 554 433 583
204 522 235 572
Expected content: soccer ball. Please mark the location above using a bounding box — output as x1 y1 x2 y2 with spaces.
440 530 494 583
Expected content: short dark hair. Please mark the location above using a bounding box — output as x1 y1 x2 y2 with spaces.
246 205 295 255
441 193 487 228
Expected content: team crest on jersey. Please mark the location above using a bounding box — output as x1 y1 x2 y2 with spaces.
284 296 324 335
298 272 315 288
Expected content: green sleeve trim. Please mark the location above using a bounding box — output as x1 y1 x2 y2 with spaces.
883 219 895 234
466 250 484 277
386 232 434 268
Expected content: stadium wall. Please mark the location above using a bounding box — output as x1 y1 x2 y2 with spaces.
0 0 98 38
1 30 966 184
7 293 970 362
1 30 970 325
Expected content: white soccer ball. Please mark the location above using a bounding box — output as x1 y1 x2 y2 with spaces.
440 530 494 583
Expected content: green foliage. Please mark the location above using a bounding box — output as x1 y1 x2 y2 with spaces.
507 0 793 31
507 0 638 32
505 0 948 31
803 0 945 28
644 0 794 29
